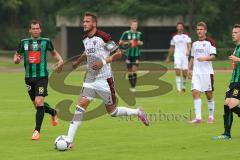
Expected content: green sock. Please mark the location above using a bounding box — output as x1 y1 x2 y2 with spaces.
223 105 233 137
44 102 57 116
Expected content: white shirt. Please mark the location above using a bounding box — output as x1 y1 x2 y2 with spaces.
191 37 216 75
170 33 191 58
83 30 113 82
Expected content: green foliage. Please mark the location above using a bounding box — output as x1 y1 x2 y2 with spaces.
0 0 62 49
0 27 24 49
0 0 239 49
1 70 240 160
0 0 22 10
58 0 189 19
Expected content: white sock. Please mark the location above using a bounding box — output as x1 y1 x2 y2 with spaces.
182 77 187 89
176 76 181 91
110 106 139 117
67 105 85 142
194 98 202 119
208 98 215 118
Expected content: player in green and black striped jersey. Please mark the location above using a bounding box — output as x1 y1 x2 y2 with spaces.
13 20 63 140
214 24 240 140
119 19 143 92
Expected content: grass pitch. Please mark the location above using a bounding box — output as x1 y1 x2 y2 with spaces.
0 60 239 160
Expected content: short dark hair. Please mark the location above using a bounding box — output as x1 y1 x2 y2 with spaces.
196 21 207 30
29 20 42 29
233 24 240 28
84 12 97 23
176 22 184 27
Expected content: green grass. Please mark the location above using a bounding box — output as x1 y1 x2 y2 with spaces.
0 63 239 160
0 58 233 70
163 60 231 70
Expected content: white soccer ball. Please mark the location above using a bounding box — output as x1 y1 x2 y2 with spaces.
54 135 71 151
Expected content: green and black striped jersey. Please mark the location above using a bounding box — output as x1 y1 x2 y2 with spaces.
120 30 143 57
17 37 54 78
231 44 240 83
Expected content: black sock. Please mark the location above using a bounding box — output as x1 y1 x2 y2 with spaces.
128 74 134 88
231 105 240 117
35 106 45 132
132 73 137 88
223 105 233 137
44 102 57 116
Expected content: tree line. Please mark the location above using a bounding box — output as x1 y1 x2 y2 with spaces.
0 0 239 50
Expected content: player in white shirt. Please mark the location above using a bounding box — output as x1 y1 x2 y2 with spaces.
65 12 149 148
188 21 216 124
166 22 191 93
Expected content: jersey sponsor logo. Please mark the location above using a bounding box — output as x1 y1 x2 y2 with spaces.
28 51 41 64
38 87 44 94
87 48 96 54
195 49 205 53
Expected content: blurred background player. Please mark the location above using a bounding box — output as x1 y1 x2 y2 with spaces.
119 19 143 92
166 22 191 94
66 12 149 148
213 24 240 140
13 20 63 140
188 21 216 124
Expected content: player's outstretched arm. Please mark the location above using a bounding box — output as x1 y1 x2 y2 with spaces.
13 52 22 64
51 50 64 73
72 52 87 69
106 49 123 63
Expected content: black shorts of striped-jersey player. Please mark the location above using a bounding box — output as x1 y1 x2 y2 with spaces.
49 55 172 121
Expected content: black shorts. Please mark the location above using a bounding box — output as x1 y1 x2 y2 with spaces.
25 77 48 101
125 56 140 69
225 82 240 100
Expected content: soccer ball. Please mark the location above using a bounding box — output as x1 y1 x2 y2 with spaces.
54 135 71 151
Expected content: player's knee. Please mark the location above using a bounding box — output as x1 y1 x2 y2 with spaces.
224 99 230 106
79 98 89 108
228 102 238 109
35 98 44 106
192 90 200 98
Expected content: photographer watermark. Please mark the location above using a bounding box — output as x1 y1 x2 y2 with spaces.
49 55 173 121
118 109 193 122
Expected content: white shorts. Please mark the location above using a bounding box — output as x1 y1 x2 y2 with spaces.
191 74 214 92
81 77 116 106
174 56 188 70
